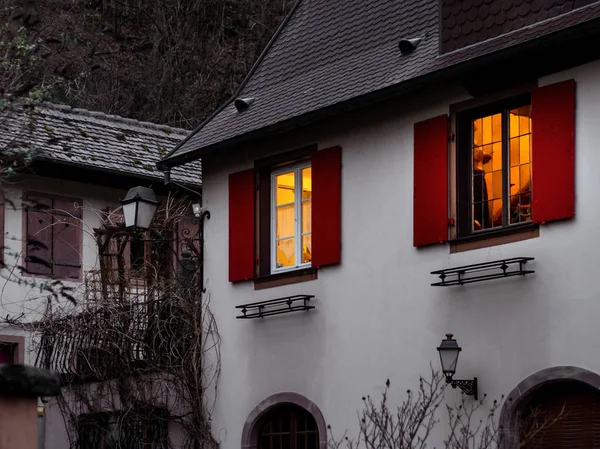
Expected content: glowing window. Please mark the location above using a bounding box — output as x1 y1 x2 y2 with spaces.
458 96 532 236
271 163 312 272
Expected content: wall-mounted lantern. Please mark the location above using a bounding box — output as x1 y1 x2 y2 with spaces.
121 186 158 232
437 333 478 400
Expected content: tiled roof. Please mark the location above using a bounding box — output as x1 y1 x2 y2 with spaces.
440 0 597 53
0 103 199 185
161 0 600 166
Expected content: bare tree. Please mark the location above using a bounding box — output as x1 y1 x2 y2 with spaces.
329 370 565 449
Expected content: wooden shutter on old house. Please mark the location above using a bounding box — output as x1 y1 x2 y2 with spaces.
53 197 83 279
228 169 255 282
311 146 342 268
413 115 449 247
531 79 576 224
26 195 54 275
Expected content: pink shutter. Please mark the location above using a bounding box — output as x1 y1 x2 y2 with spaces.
312 146 342 267
413 115 449 247
531 79 576 223
53 198 82 279
229 169 255 282
26 196 53 275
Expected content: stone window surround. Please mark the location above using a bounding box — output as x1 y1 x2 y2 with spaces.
241 392 327 449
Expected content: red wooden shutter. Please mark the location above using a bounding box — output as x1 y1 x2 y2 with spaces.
413 115 448 247
53 198 82 279
26 196 53 275
531 79 575 224
229 169 255 282
0 189 4 267
312 146 342 267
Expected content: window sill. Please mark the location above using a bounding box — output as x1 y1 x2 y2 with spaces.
449 223 539 253
253 267 318 290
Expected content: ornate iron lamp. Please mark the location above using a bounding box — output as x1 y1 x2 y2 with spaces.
121 186 158 232
437 334 478 399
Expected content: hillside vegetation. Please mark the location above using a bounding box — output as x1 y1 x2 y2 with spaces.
1 0 292 128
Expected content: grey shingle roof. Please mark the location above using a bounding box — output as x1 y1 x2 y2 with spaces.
0 102 199 185
161 0 600 167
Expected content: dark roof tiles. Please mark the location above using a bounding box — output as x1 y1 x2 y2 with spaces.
1 103 198 185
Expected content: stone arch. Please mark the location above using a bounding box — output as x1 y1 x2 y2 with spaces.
241 392 327 449
499 366 600 448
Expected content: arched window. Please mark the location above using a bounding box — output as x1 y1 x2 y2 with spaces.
520 381 600 448
257 404 319 449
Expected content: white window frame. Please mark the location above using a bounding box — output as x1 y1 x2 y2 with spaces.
271 161 311 274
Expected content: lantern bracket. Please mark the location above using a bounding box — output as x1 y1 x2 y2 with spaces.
446 377 478 400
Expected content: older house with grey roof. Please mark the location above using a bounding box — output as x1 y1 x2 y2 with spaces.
159 0 600 445
0 103 198 448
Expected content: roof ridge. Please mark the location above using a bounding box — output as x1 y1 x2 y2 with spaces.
158 0 304 165
40 102 189 135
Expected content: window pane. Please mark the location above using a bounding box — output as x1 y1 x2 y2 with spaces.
276 238 295 268
302 201 311 234
482 115 493 144
520 138 531 164
491 171 503 200
276 204 295 239
510 137 519 167
492 142 502 171
302 167 312 199
520 164 531 192
491 199 502 227
492 113 502 143
276 172 295 205
302 235 312 264
510 166 519 196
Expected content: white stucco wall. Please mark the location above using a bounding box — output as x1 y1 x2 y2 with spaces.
0 175 130 364
201 59 600 447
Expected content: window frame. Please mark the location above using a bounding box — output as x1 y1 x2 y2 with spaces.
255 145 317 280
270 161 312 275
23 192 83 280
456 93 532 239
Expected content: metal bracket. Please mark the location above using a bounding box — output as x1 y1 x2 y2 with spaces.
448 377 478 400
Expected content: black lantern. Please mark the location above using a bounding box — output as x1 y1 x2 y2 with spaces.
437 334 478 399
121 186 158 231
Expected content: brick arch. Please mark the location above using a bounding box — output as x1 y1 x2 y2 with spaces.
241 392 327 449
499 366 600 448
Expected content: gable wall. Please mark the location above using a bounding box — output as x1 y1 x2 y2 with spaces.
201 58 600 446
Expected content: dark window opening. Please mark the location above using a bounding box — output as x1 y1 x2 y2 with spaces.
258 404 319 449
457 95 532 238
78 411 168 449
129 239 145 274
0 342 15 364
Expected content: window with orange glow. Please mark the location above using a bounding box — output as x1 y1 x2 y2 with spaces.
458 96 532 236
271 163 311 272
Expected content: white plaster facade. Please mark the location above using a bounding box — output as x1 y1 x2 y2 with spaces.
199 59 600 447
0 174 128 363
